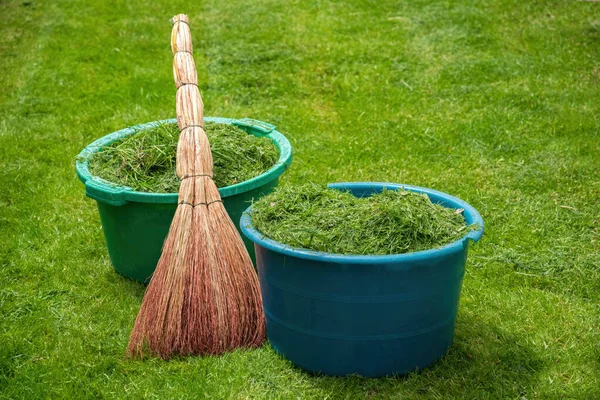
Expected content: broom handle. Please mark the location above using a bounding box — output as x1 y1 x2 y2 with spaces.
170 14 213 179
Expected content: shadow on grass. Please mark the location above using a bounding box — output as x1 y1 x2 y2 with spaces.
101 264 147 297
279 312 546 398
99 263 547 397
101 259 546 397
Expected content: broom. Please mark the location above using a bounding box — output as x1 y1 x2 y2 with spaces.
127 14 266 358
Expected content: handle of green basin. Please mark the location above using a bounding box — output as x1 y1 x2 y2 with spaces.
85 179 128 206
232 118 276 134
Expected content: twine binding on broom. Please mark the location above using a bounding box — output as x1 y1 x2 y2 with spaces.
126 13 266 359
180 173 213 180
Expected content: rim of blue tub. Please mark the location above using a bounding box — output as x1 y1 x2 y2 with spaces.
240 182 484 264
75 117 293 204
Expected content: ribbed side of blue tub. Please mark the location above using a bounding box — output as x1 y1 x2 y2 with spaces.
256 243 468 377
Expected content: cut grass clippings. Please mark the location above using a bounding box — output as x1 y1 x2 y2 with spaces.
87 122 279 192
251 184 471 255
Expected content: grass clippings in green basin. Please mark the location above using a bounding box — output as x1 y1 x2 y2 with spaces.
251 183 471 255
87 122 279 193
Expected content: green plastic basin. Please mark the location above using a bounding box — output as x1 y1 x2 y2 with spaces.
76 117 292 283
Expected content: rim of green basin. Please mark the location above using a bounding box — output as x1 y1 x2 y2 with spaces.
75 117 293 203
240 182 484 265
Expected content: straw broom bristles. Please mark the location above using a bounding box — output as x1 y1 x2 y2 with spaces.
127 14 265 358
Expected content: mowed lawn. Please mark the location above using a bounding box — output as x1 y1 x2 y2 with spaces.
1 0 599 398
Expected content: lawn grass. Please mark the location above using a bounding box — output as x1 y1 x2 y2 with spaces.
1 0 599 398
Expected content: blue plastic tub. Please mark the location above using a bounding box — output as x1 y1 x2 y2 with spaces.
240 182 484 377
